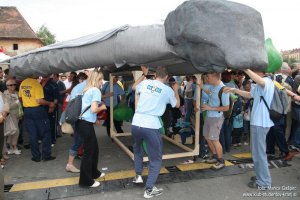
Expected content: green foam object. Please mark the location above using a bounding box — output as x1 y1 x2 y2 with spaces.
113 104 134 121
265 38 283 73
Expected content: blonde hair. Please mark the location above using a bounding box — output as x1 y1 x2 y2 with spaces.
83 68 103 92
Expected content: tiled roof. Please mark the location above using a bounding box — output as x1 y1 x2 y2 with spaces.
0 6 40 39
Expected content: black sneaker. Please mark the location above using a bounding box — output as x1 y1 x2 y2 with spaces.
24 144 31 149
43 156 56 161
31 158 41 162
144 186 163 199
211 161 225 170
199 154 209 159
247 181 267 190
250 176 256 182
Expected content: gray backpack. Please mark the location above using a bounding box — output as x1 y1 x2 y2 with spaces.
261 81 289 120
65 93 90 124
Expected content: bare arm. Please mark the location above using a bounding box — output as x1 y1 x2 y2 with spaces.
223 87 251 99
91 101 107 113
171 83 180 108
285 88 300 102
120 94 126 104
243 69 265 87
132 66 148 91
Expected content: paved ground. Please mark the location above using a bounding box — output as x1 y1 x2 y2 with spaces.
62 156 300 200
3 122 248 185
2 122 300 199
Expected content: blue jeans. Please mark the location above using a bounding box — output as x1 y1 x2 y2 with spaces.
220 118 232 152
184 99 193 122
24 107 52 160
132 125 162 189
69 122 82 156
251 125 272 187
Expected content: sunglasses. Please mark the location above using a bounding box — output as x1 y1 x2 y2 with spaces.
7 84 17 87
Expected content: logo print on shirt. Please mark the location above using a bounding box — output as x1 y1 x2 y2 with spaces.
23 90 31 98
147 85 162 93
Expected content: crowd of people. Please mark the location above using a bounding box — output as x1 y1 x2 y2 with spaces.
0 63 300 198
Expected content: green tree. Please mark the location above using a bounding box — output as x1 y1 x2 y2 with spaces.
36 25 56 45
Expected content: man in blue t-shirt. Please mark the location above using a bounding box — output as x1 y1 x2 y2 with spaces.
224 69 274 189
131 66 180 199
199 72 230 170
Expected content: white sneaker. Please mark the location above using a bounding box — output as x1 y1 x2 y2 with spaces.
7 149 14 155
13 149 21 155
96 172 105 179
90 181 100 188
144 186 163 198
133 175 143 183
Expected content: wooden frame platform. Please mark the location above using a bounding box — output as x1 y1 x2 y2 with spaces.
109 72 202 162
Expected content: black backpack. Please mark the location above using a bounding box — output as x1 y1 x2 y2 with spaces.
65 93 91 124
231 95 243 118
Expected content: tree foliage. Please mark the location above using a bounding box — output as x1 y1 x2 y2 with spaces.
36 25 56 45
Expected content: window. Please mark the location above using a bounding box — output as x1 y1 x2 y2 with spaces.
13 44 18 50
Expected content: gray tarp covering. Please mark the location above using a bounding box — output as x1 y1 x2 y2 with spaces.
9 24 192 77
165 0 268 72
7 0 267 77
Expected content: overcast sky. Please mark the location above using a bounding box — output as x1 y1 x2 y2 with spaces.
1 0 299 50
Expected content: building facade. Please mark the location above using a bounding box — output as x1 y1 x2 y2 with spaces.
281 48 300 62
0 7 43 57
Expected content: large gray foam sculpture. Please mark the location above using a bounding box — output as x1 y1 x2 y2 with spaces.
164 0 268 72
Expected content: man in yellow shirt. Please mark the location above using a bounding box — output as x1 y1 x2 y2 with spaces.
19 76 56 162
